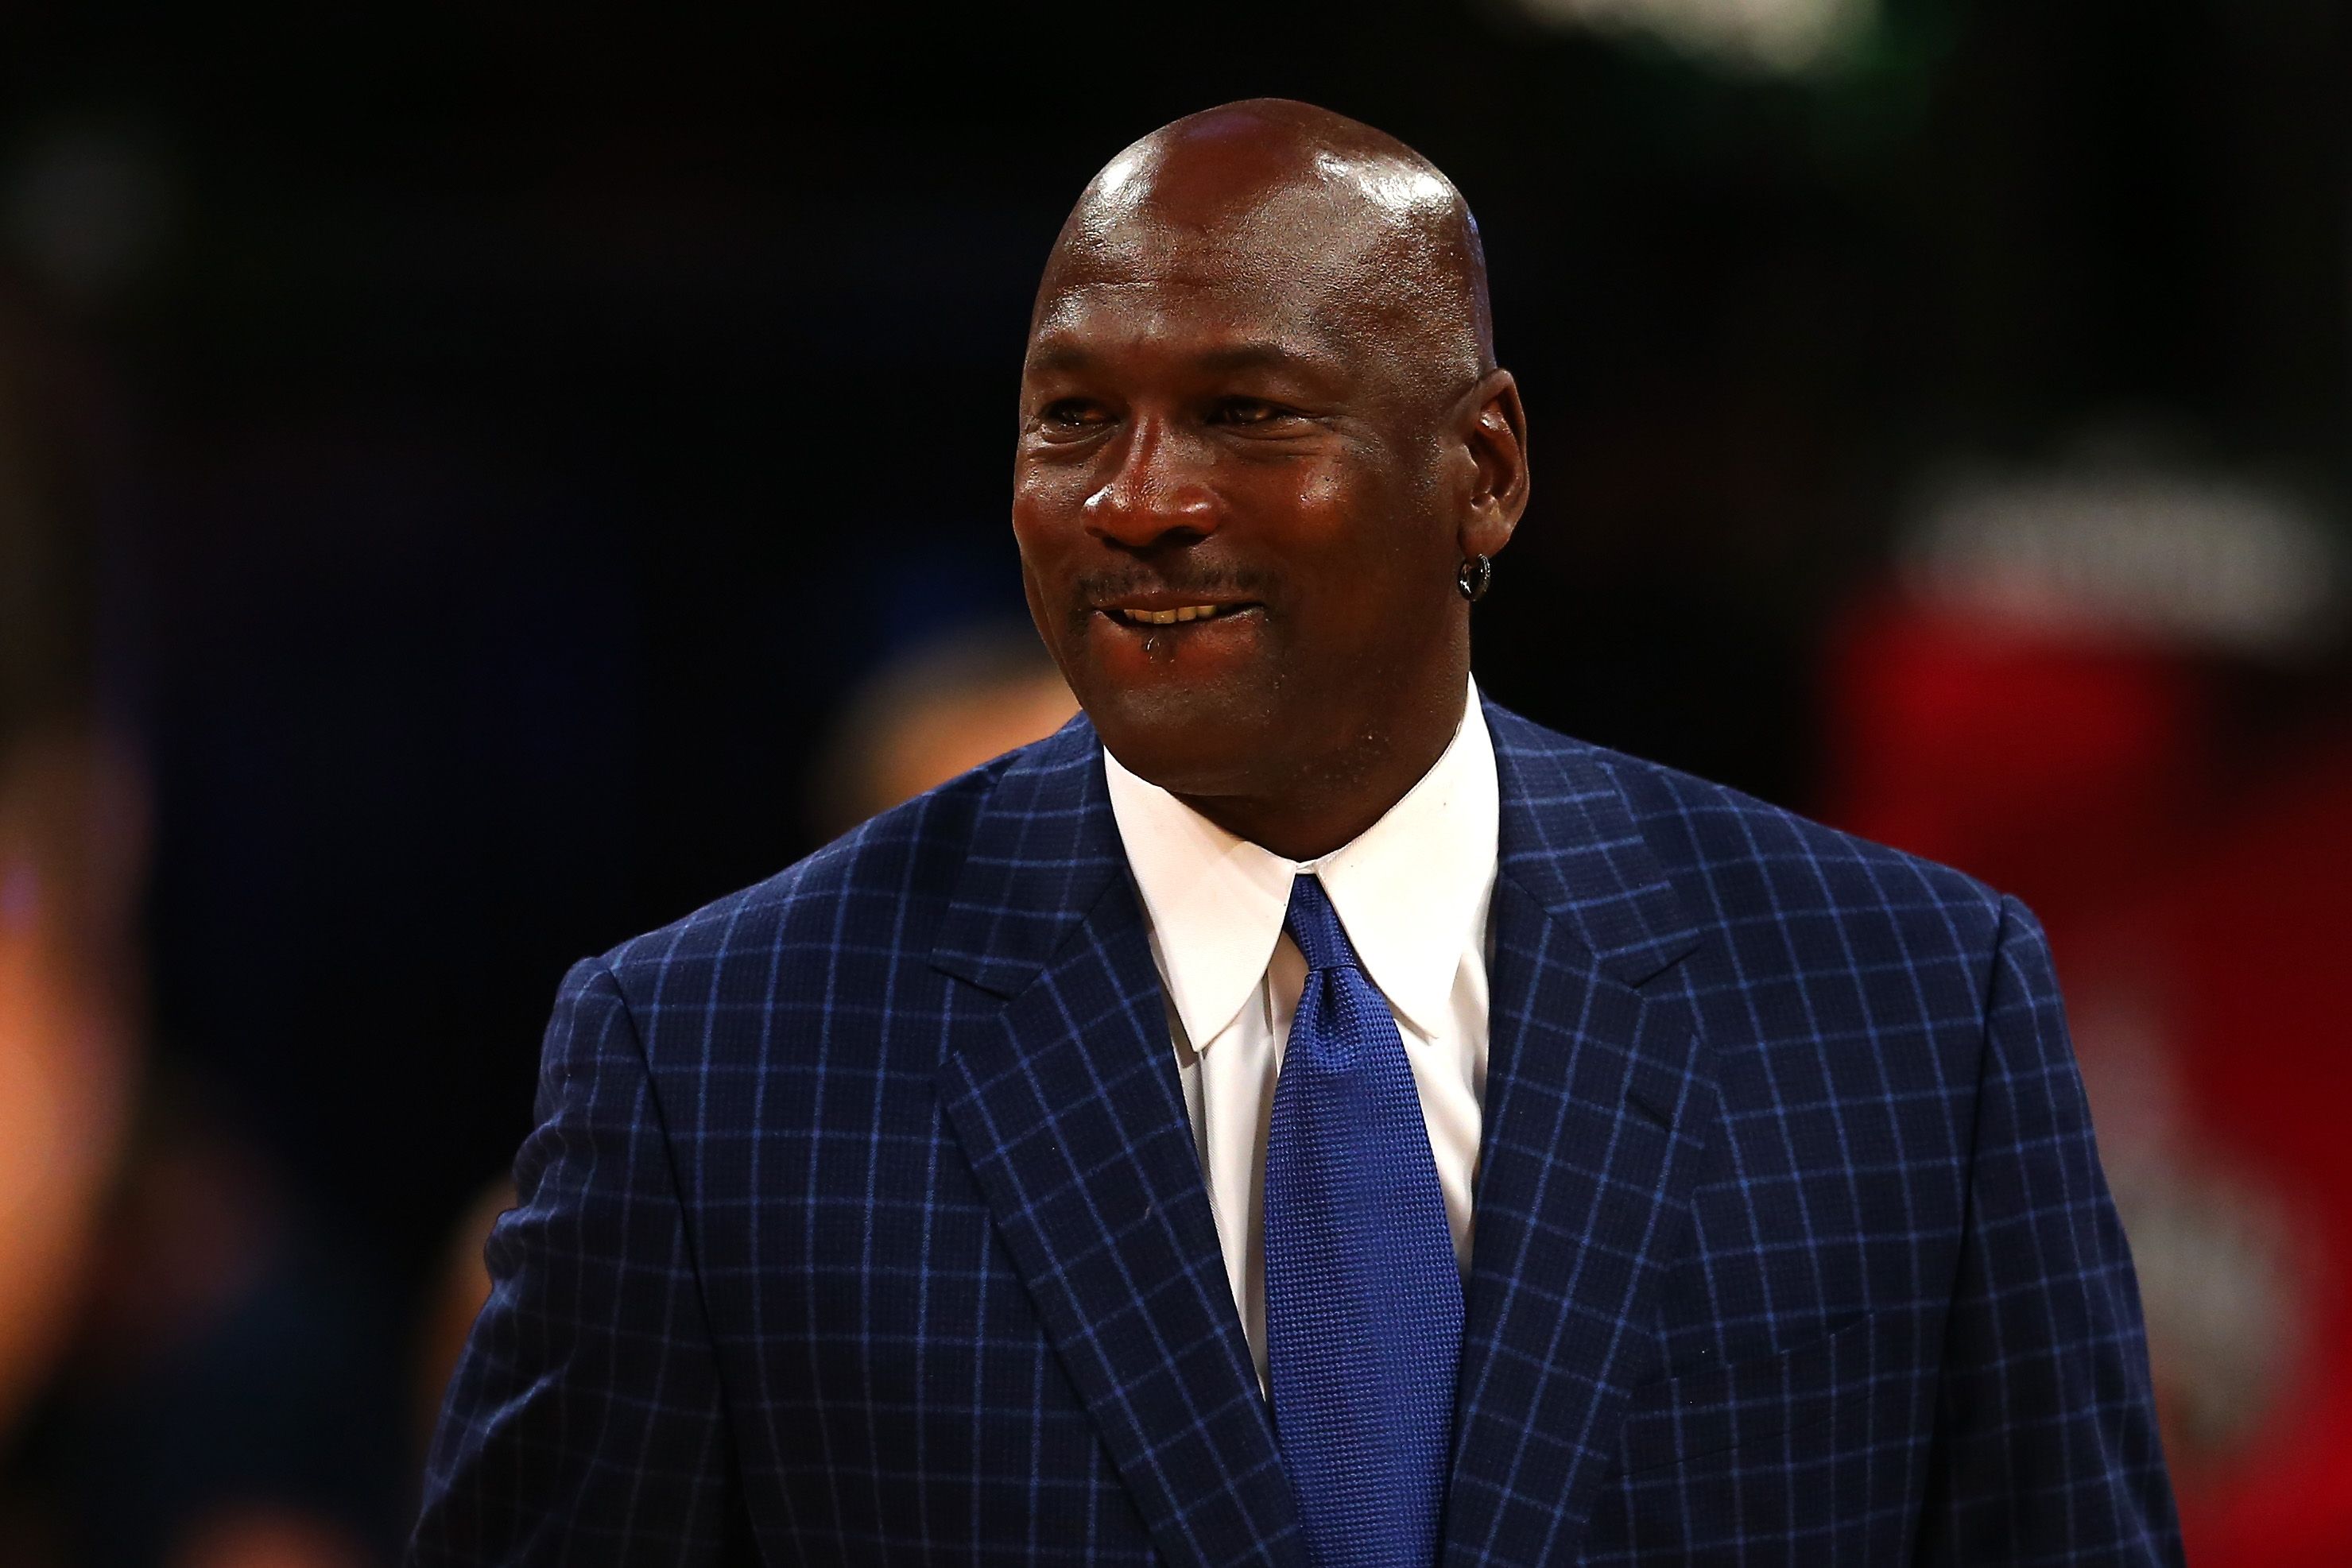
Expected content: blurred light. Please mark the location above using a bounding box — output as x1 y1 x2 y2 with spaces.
2068 983 2309 1460
2 122 172 308
1899 448 2343 659
0 859 33 930
1501 0 1878 75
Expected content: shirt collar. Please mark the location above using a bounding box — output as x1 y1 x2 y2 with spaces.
1103 677 1499 1046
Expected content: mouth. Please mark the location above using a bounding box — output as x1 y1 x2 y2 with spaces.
1101 602 1256 627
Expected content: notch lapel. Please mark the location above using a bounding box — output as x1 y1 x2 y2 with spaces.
1442 704 1719 1566
933 718 1304 1568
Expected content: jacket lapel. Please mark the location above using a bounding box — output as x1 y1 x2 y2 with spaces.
932 718 1305 1568
1442 703 1719 1566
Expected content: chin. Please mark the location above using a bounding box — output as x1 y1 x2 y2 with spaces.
1083 687 1281 799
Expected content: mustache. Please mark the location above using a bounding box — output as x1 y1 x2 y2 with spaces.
1071 564 1277 606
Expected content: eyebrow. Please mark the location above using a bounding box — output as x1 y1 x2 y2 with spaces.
1024 336 1339 380
1196 341 1317 375
1022 339 1095 377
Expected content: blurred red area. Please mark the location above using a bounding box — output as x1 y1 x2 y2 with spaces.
1825 590 2352 1568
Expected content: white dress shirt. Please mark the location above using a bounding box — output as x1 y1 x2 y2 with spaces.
1103 679 1498 1387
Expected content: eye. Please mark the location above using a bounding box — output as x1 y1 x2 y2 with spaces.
1208 397 1319 436
1035 397 1112 437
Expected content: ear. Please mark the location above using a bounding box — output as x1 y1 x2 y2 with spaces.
1455 369 1528 563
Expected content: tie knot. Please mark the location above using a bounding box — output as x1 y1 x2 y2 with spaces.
1282 875 1358 974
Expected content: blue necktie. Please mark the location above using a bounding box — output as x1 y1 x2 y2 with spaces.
1265 874 1463 1568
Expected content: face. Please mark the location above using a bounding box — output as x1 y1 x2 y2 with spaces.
1012 205 1482 804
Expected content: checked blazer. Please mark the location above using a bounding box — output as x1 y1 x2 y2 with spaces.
413 699 2182 1566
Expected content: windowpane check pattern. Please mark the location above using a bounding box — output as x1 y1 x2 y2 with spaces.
412 702 2180 1567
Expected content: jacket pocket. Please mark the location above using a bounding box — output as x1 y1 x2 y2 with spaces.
1610 1313 1874 1477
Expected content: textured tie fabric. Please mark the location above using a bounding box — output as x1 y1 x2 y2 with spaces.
1265 874 1465 1568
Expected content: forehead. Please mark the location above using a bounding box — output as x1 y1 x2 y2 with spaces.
1027 199 1417 379
1028 281 1346 384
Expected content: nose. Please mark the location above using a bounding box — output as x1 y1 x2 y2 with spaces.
1082 416 1222 548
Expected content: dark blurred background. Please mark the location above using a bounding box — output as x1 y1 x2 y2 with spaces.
2 2 2348 1563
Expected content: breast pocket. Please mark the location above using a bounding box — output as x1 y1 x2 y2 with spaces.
1610 1313 1875 1478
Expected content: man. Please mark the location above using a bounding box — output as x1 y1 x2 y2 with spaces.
414 100 2181 1565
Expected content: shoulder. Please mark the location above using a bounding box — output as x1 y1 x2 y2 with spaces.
592 741 1033 1007
1486 701 2010 976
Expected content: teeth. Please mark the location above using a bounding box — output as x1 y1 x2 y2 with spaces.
1120 605 1223 625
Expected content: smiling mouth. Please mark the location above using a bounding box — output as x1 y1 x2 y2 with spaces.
1105 603 1255 626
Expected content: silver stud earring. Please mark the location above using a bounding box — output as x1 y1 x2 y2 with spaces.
1456 552 1493 603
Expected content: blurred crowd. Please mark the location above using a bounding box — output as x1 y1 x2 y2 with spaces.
0 337 1077 1557
2 2 2349 1565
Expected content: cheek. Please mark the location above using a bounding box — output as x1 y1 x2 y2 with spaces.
1222 461 1354 559
1009 480 1075 572
1009 485 1093 661
1285 466 1453 646
1267 457 1428 578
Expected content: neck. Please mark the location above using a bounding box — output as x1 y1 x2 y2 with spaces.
1172 668 1469 862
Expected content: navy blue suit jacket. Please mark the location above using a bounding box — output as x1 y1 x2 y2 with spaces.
413 701 2181 1565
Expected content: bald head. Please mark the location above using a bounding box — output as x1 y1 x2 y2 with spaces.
1035 99 1494 402
1010 99 1529 858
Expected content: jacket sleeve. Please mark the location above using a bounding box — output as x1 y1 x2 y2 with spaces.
409 957 738 1567
1915 896 2183 1565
